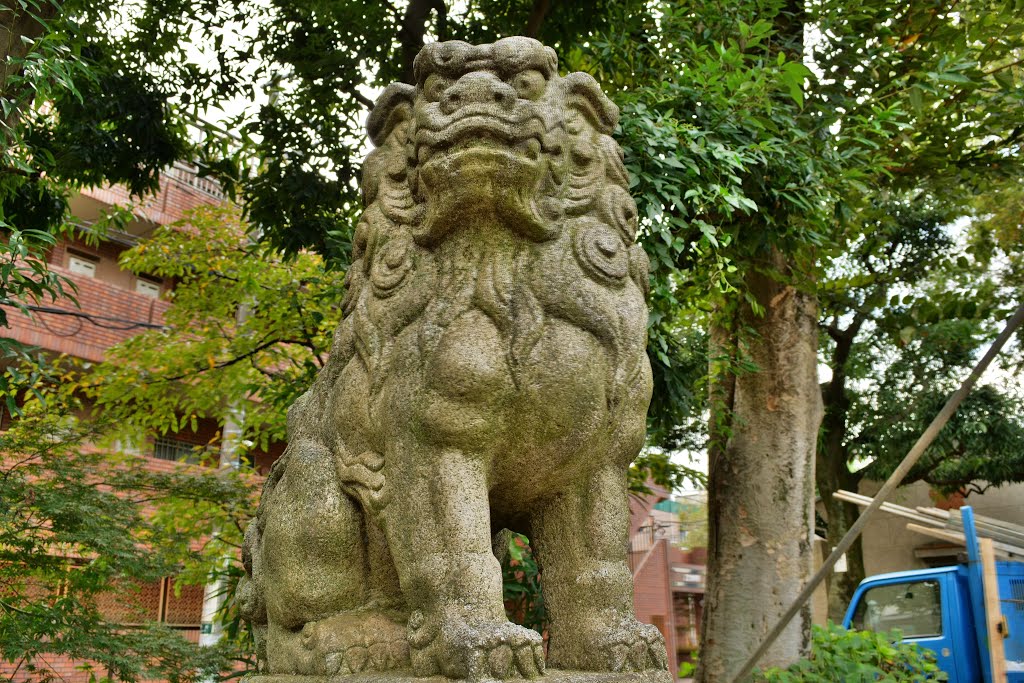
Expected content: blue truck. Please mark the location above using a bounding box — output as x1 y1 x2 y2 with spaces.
843 506 1024 682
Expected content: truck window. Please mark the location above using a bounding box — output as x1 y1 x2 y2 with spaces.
850 579 943 638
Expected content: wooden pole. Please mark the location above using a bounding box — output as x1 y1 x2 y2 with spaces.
979 538 1008 683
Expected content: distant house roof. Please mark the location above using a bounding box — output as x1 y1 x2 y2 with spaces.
654 499 685 514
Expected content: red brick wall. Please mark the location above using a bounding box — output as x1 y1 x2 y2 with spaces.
3 256 171 362
633 539 679 675
3 164 224 361
5 630 203 683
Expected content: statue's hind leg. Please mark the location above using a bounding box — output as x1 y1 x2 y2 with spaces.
254 437 408 674
532 465 668 673
379 444 545 680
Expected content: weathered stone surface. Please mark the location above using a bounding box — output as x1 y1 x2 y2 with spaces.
245 670 670 683
238 37 663 681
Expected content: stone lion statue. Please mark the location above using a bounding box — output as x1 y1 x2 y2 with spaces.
239 37 666 681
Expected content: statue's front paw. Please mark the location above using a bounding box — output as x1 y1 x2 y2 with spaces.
549 616 667 673
296 611 411 675
602 619 668 673
409 610 545 680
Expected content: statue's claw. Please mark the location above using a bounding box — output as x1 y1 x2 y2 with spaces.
602 620 666 673
551 616 667 673
410 612 545 680
292 611 410 675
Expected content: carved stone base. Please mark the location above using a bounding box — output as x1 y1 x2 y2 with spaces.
245 671 672 683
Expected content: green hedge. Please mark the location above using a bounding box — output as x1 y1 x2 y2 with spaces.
755 622 948 682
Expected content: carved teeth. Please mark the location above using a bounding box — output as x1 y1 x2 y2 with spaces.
417 134 543 165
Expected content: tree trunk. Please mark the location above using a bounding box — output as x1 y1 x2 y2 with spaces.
820 475 865 622
524 0 551 38
818 317 868 621
397 0 447 85
818 398 864 623
697 255 822 681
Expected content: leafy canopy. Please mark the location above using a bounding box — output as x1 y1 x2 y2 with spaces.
83 206 344 450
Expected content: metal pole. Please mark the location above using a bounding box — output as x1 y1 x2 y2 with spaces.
197 403 245 648
728 301 1024 683
198 301 250 672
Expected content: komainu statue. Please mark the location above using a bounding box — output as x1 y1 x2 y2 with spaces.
239 37 667 682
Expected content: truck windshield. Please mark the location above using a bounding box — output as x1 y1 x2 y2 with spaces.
850 579 943 638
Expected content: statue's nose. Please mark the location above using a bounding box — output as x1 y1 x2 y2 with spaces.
441 72 517 114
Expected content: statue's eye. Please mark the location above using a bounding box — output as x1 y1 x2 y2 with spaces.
510 70 546 100
423 75 451 103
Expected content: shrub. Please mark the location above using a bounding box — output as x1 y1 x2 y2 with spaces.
678 650 698 678
755 621 948 682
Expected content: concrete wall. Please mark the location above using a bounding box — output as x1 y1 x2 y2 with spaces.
858 480 1024 576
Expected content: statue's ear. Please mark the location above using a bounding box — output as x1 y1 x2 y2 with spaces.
562 72 619 134
367 83 417 146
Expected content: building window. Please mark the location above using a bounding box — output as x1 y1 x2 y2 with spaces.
152 436 202 464
68 252 99 277
95 576 204 629
135 277 162 298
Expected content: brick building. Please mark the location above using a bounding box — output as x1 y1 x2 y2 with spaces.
2 164 232 681
5 163 224 362
629 484 707 675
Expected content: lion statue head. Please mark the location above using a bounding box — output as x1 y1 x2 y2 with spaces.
339 36 648 402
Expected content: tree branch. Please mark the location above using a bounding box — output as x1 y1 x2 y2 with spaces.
0 597 37 616
524 0 551 38
399 0 448 85
343 84 374 110
823 319 844 344
154 337 308 383
985 57 1024 77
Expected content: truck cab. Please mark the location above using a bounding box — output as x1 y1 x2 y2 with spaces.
842 507 1024 683
844 565 983 681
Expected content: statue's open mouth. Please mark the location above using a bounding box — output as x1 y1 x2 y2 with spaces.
415 115 547 167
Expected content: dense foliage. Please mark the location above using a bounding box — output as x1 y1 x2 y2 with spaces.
83 206 344 448
8 0 1021 452
497 532 547 635
755 622 947 683
0 369 255 679
818 192 1024 617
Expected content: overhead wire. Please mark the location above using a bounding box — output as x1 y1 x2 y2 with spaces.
4 302 169 333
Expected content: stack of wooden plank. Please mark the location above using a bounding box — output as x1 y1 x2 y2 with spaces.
834 489 1024 559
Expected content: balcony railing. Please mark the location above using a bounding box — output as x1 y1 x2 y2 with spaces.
629 522 671 576
165 161 227 200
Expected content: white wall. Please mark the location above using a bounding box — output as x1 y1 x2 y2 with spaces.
856 480 1024 576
